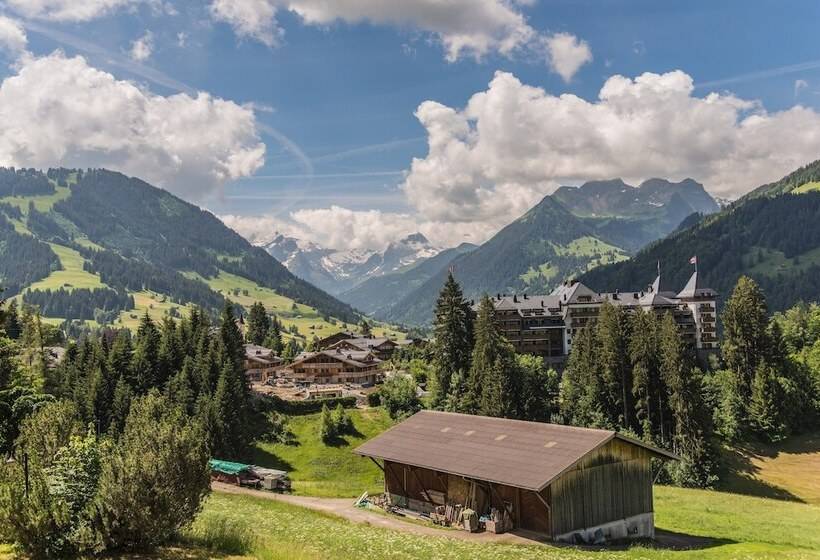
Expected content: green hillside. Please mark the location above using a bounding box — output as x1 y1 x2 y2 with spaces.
381 196 629 326
581 161 820 312
0 168 361 332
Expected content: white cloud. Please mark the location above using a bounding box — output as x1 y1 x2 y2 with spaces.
176 31 188 48
129 30 154 61
0 15 26 54
794 79 808 97
544 32 592 82
210 0 282 47
283 0 534 62
0 52 265 200
402 69 820 226
208 0 590 78
3 0 157 21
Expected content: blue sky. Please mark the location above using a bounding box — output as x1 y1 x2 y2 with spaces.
1 0 820 249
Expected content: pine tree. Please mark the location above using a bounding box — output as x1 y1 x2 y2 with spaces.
318 403 336 443
212 355 252 459
3 300 21 339
264 316 284 355
219 301 245 370
596 302 632 428
430 272 473 407
131 313 160 393
560 324 604 427
467 295 517 417
109 374 133 436
629 310 663 442
246 302 270 346
659 312 716 487
722 276 772 399
749 361 784 441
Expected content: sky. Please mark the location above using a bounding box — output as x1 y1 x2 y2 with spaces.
1 1 820 251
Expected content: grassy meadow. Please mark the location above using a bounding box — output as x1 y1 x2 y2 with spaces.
252 408 394 498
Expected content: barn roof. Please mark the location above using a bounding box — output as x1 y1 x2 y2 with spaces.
355 411 677 491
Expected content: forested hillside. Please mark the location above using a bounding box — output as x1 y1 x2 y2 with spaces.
0 168 358 326
581 161 820 312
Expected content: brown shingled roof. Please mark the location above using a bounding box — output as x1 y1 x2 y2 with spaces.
355 410 677 491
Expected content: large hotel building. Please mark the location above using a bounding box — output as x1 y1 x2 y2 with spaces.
486 270 717 365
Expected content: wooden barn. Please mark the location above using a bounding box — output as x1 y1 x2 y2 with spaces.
355 411 677 543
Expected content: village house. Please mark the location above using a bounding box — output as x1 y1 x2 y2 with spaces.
243 344 282 383
486 270 717 365
356 410 677 543
278 347 383 386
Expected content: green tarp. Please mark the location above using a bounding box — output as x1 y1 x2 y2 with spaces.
209 459 251 475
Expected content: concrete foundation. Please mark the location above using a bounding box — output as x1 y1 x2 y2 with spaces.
555 512 654 544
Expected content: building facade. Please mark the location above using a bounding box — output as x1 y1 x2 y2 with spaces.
486 271 717 364
278 347 383 385
243 344 282 383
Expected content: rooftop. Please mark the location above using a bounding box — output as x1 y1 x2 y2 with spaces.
355 410 677 492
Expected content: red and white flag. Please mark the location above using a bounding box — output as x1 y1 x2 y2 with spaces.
689 256 698 265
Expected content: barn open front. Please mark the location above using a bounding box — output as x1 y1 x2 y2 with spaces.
355 411 677 544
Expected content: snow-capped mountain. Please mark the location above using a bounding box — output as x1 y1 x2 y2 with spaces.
262 232 443 295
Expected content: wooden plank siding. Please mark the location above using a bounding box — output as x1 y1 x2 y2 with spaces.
550 438 653 536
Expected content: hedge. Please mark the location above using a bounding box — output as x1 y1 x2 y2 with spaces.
261 394 358 415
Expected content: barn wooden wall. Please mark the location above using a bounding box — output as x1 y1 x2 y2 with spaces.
549 438 653 536
383 461 551 534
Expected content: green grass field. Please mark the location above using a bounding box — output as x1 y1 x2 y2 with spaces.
27 243 106 292
202 270 405 341
252 408 394 498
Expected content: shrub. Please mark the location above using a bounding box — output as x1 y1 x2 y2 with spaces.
333 403 353 435
88 392 211 551
380 375 421 420
366 392 381 407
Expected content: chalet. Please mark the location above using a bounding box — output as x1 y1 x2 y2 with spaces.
356 411 677 543
243 344 282 383
279 347 383 385
327 337 398 361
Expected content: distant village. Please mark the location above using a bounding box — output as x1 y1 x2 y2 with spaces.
241 269 717 402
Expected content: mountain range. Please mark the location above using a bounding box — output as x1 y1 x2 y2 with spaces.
0 168 359 331
581 160 820 313
263 232 442 295
263 177 719 325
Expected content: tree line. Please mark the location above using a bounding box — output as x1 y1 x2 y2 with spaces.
23 288 134 323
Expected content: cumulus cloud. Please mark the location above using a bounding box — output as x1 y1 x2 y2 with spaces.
544 32 592 82
3 0 158 21
129 30 154 61
209 0 589 78
0 15 27 54
210 0 283 47
401 69 820 231
0 52 265 199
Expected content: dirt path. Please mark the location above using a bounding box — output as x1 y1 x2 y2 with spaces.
212 482 549 546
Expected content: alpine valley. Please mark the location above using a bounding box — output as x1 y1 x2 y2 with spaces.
269 177 721 326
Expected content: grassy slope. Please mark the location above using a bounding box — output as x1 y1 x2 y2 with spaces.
794 181 820 194
252 408 393 498
182 487 820 560
202 271 404 341
720 431 820 505
27 243 105 292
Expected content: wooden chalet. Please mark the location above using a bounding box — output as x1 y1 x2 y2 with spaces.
279 347 383 385
356 411 677 543
243 344 282 383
